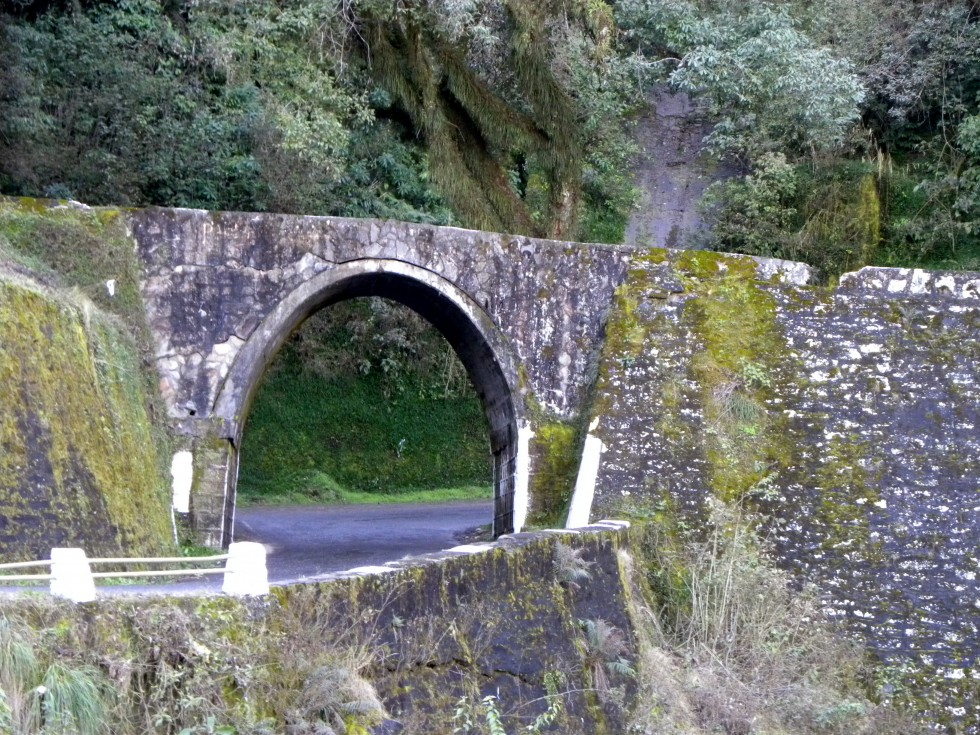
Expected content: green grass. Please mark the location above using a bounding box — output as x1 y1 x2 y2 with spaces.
237 482 491 508
237 361 493 503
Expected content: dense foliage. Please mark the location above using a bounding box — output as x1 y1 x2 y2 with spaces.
620 1 864 161
3 0 979 274
0 0 455 223
619 0 980 279
0 0 639 242
238 299 493 502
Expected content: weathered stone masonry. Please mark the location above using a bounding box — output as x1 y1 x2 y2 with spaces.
585 252 980 724
129 208 634 545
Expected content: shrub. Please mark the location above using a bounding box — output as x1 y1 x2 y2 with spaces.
0 619 113 735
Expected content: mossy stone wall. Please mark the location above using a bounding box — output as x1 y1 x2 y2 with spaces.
0 525 636 734
0 277 173 560
588 250 980 725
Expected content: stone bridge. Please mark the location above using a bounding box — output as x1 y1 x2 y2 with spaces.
130 206 980 631
130 208 649 546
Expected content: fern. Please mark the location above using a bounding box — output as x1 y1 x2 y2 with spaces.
554 542 594 588
606 656 636 679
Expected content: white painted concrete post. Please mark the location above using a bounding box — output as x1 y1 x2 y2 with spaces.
222 542 269 596
49 548 96 603
566 433 606 529
171 450 194 513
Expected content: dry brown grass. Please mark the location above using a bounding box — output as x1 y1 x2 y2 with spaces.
0 591 387 735
624 499 928 735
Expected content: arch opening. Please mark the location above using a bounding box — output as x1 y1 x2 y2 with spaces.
211 260 523 547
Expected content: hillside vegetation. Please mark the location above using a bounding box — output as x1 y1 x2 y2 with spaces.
3 0 978 503
238 299 492 504
617 0 980 278
0 4 971 729
2 0 978 277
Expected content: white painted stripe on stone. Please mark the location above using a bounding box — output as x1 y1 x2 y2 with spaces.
171 451 193 513
566 433 606 529
513 424 534 533
448 544 495 554
222 541 269 596
593 519 631 530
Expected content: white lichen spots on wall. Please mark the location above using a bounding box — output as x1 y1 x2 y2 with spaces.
888 279 908 293
910 269 932 294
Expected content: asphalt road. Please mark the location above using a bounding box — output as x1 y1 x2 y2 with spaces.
235 499 494 584
0 500 494 598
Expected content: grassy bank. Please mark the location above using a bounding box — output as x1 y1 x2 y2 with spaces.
237 305 493 504
238 482 490 508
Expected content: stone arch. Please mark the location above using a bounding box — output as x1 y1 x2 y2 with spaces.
207 259 526 546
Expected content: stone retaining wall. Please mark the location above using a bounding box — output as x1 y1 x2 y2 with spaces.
586 253 980 725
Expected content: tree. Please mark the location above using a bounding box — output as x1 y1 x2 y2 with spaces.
618 0 864 164
1 0 637 241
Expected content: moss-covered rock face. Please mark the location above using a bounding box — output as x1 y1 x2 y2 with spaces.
0 199 174 560
0 278 173 559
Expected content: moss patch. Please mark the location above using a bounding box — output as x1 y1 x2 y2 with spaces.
527 421 580 526
673 251 794 502
810 436 885 558
0 198 174 559
0 278 173 559
0 198 145 331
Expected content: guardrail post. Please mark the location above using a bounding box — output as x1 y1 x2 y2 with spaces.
222 542 269 596
49 548 96 603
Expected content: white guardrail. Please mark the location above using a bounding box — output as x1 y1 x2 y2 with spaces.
0 542 269 601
